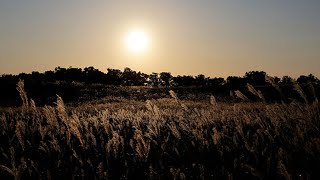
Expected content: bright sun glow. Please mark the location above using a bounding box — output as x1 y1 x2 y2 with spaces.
126 30 149 54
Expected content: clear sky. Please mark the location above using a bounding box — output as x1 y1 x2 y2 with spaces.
1 0 319 78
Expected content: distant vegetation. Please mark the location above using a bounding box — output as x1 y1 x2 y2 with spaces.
0 66 319 106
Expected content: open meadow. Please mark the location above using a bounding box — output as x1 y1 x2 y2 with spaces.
0 81 319 179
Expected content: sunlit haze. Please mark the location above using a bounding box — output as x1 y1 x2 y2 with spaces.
126 30 149 54
0 1 319 77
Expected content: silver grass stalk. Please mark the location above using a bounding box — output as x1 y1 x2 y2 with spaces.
16 80 29 110
307 82 317 102
292 80 308 103
265 75 282 93
169 90 179 104
247 83 266 103
210 95 218 110
234 90 249 101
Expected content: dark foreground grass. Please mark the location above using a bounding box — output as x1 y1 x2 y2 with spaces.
0 92 319 179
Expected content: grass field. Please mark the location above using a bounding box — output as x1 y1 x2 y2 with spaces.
0 82 319 179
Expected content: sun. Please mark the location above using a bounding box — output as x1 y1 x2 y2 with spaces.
126 30 149 54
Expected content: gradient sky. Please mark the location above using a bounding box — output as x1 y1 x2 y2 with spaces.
1 1 320 78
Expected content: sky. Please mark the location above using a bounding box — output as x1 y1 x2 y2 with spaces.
0 0 320 78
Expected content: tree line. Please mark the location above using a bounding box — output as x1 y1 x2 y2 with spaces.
1 66 319 87
0 66 319 106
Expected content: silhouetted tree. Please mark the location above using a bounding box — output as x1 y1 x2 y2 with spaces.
106 68 123 85
172 75 195 87
226 76 246 90
121 68 148 86
136 72 149 86
83 66 105 84
297 74 318 85
44 70 55 81
149 73 160 87
207 77 225 88
194 74 207 87
160 72 172 87
244 71 267 86
66 67 83 82
122 68 135 86
279 76 293 86
54 67 68 80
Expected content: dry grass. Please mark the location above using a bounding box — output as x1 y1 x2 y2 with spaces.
0 81 319 179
